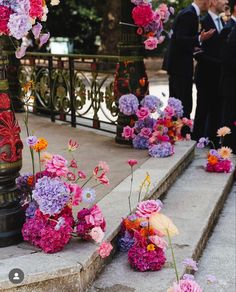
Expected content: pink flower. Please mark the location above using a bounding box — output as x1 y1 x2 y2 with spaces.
157 3 170 21
78 170 86 179
39 32 50 47
171 279 202 292
122 126 135 140
127 159 138 167
69 184 82 206
70 159 78 168
97 173 109 185
149 235 168 250
185 134 191 141
29 0 44 19
164 105 175 117
98 161 110 173
137 27 143 35
140 127 152 138
98 241 113 258
144 37 159 50
136 200 163 218
67 172 76 181
15 45 27 59
90 227 104 243
136 107 150 120
0 6 12 35
132 4 154 27
85 205 105 227
45 154 68 177
32 23 42 39
68 139 79 151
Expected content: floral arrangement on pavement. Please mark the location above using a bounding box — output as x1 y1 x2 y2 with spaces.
197 126 233 173
17 81 113 256
120 94 192 158
0 0 60 58
130 0 174 50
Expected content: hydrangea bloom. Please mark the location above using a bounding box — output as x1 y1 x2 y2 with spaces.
132 134 149 149
149 142 174 158
118 231 135 252
8 12 32 39
141 95 163 112
119 94 139 116
32 176 70 216
168 97 183 118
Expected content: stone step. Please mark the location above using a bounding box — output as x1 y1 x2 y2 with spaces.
88 149 236 292
0 141 195 292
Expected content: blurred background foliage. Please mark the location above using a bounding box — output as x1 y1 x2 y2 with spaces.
46 0 192 55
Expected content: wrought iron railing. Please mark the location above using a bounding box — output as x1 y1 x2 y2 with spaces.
8 52 143 133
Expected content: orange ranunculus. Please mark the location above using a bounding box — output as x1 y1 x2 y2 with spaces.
139 227 156 237
207 155 218 165
123 218 141 231
33 138 48 152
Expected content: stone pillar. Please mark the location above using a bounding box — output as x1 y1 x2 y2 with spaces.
115 0 149 144
0 40 25 247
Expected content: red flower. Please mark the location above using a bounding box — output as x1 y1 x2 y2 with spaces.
127 159 138 167
29 0 44 19
132 4 154 27
0 6 13 35
0 93 11 110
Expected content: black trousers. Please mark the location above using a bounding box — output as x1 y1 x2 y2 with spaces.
169 74 193 119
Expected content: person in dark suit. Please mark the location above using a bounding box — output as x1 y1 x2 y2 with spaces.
192 0 228 143
162 0 215 118
220 24 236 153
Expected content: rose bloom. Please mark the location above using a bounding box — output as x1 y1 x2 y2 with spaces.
144 37 159 50
218 146 232 159
45 154 69 177
136 107 150 120
149 235 168 250
132 4 154 27
136 200 162 218
140 127 152 138
170 279 203 292
122 126 135 140
98 241 113 258
217 126 231 137
90 227 104 243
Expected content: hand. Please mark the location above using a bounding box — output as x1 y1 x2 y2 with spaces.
200 29 215 42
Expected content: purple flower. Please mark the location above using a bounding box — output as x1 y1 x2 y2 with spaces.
32 176 70 216
82 188 96 204
182 258 198 271
32 23 42 39
25 201 38 219
119 94 139 116
140 221 148 227
132 134 149 149
39 32 50 47
15 45 27 59
16 173 33 191
131 0 151 5
127 214 137 221
209 149 220 158
168 97 183 118
26 136 38 147
118 231 135 252
8 13 32 40
183 274 195 281
206 274 217 284
148 142 174 158
141 95 163 112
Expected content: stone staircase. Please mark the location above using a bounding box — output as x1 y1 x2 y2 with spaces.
0 141 235 292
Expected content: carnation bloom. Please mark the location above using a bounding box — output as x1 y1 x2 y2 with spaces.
171 279 203 292
90 226 104 243
45 154 68 177
98 241 113 258
127 159 138 167
217 126 231 137
29 0 44 19
33 137 48 152
218 146 232 159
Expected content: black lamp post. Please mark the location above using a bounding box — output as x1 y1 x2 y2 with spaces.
115 0 149 144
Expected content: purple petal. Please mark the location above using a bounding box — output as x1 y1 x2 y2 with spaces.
32 23 42 39
39 32 50 47
15 45 27 59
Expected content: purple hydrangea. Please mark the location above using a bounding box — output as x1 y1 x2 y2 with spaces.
25 201 38 219
141 95 163 112
32 176 70 216
0 0 19 10
119 94 139 116
168 97 184 118
16 173 33 191
182 258 198 271
183 274 195 281
118 231 135 252
148 142 174 158
8 13 32 40
132 134 149 149
144 21 163 36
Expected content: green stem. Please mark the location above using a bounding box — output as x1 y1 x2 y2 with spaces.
167 229 179 282
128 167 133 213
30 148 35 180
38 151 41 174
81 175 93 188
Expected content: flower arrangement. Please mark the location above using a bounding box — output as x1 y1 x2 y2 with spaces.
130 0 174 50
120 94 192 157
17 82 113 256
197 127 233 173
0 0 60 58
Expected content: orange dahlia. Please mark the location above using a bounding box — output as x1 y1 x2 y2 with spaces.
33 138 48 152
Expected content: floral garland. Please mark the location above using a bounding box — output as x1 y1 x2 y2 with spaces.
119 94 192 157
130 0 174 50
197 126 233 173
0 0 60 58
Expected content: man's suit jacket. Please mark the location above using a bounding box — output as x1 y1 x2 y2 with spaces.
194 13 224 84
220 23 236 97
162 5 199 77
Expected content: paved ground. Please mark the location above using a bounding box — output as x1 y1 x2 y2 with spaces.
195 183 236 291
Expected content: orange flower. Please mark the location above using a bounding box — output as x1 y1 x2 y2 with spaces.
33 138 48 152
123 218 141 231
218 147 232 159
27 176 34 186
147 244 155 251
217 126 231 137
139 227 156 237
23 80 34 93
207 155 218 165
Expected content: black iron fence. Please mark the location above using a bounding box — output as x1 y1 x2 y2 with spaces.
15 53 128 133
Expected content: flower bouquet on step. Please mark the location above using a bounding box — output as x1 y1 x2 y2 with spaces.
120 94 193 158
197 127 233 173
17 136 112 255
117 160 178 272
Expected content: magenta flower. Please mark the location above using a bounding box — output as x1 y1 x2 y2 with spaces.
132 4 154 27
122 126 135 140
78 170 86 179
136 107 150 120
32 22 42 39
39 32 50 47
140 127 152 138
127 159 138 167
45 154 68 177
144 37 159 50
171 279 202 292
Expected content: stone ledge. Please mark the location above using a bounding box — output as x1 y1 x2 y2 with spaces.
0 141 195 292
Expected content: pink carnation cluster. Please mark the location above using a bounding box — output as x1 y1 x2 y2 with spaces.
169 279 203 292
206 159 232 173
76 205 106 240
131 1 174 50
29 0 44 19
